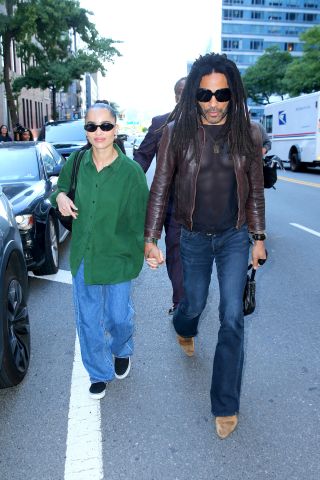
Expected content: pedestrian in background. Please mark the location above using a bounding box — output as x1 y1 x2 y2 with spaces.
51 103 149 400
144 53 267 439
19 128 34 141
0 125 12 142
134 77 186 315
249 109 271 156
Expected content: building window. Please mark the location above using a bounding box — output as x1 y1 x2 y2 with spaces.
285 43 295 51
26 99 29 128
252 0 265 4
250 40 264 50
269 1 282 5
252 11 263 19
304 3 318 8
268 14 282 20
22 98 26 127
286 12 297 20
29 100 33 129
223 9 244 19
34 101 38 128
303 13 317 21
223 40 240 50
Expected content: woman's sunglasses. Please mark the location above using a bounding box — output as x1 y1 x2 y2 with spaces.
196 88 231 103
84 122 115 132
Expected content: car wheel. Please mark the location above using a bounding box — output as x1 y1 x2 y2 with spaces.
34 215 59 275
0 257 30 388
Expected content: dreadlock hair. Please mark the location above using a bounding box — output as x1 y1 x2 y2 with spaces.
169 53 253 160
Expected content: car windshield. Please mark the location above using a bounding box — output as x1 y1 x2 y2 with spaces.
44 121 86 142
0 146 39 181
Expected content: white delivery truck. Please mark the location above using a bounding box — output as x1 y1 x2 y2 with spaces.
263 91 320 171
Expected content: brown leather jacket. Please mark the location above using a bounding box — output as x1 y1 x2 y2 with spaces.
145 122 265 238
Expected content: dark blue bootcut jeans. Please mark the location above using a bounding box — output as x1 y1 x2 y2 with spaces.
173 225 250 416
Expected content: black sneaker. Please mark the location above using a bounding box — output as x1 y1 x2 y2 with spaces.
114 357 131 379
168 304 177 315
89 382 106 400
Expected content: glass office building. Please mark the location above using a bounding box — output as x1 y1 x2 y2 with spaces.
221 0 319 115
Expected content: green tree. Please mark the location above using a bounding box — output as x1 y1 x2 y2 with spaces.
283 25 320 96
0 0 39 125
242 46 293 104
0 0 120 124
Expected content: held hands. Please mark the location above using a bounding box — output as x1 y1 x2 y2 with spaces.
56 192 78 219
251 240 267 269
144 243 165 269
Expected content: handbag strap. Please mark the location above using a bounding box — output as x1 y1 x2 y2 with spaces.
69 148 86 195
247 264 256 281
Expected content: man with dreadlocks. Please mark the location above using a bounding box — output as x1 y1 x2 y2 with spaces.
144 53 267 439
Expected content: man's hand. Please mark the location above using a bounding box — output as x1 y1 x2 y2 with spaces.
251 240 267 269
144 243 165 269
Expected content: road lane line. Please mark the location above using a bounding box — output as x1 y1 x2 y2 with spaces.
28 270 104 479
290 223 320 238
278 176 320 188
29 268 72 284
64 336 104 480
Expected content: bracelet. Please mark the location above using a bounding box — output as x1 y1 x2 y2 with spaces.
252 233 267 241
144 237 158 245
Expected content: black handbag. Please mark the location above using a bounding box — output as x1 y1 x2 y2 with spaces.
263 155 284 189
263 159 277 189
55 149 85 232
243 265 256 316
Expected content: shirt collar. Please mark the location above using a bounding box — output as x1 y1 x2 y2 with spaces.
84 143 125 171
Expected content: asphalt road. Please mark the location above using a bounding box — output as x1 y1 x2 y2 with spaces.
0 165 319 480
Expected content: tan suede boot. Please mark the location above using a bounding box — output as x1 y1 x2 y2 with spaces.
177 335 195 356
215 415 238 439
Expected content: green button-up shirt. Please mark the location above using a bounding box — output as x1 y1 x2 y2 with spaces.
51 145 149 285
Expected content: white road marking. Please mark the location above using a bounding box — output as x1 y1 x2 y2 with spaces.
290 223 320 238
29 269 72 284
29 269 104 480
64 337 104 480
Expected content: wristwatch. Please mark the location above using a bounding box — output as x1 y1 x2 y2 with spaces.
252 233 267 241
144 237 158 245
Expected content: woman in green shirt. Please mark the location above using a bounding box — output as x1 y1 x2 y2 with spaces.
51 103 149 399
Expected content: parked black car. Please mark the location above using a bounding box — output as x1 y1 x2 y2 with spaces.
37 119 87 158
0 142 67 275
0 187 30 388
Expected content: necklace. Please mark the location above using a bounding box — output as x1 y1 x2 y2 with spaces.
213 143 220 154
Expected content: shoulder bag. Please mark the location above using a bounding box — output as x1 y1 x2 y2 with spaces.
55 149 85 232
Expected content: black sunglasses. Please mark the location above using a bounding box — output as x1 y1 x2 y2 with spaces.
196 88 231 103
84 122 115 132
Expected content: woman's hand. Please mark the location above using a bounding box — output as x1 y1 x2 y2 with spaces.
56 192 78 219
144 243 165 269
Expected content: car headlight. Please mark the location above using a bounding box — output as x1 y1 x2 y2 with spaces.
15 214 34 230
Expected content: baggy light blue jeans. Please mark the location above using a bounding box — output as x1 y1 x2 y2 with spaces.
173 225 250 416
72 261 134 383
